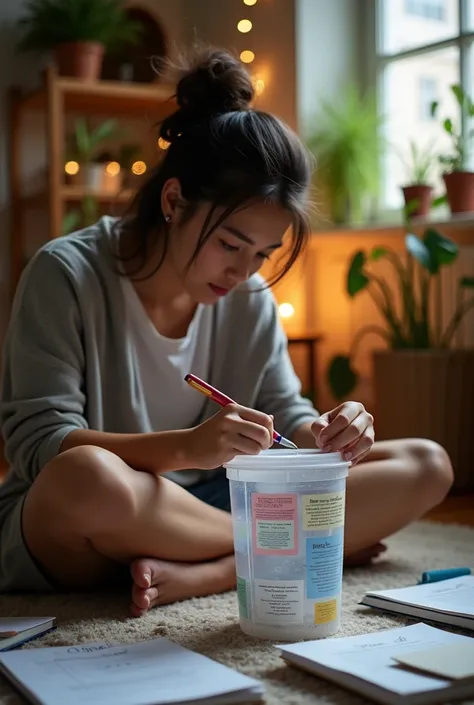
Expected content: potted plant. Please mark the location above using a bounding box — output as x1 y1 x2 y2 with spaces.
307 85 384 225
17 0 142 81
400 140 435 217
327 228 474 492
66 117 121 193
431 84 474 214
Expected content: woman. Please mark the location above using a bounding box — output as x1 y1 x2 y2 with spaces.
0 49 452 617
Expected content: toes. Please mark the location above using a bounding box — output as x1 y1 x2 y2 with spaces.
130 558 152 589
131 584 159 610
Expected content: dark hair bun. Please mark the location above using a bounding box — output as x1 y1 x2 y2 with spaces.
160 48 254 142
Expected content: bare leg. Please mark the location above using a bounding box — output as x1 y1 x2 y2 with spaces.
21 439 453 615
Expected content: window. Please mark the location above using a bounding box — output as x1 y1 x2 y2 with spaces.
419 76 438 120
376 0 474 210
405 0 446 21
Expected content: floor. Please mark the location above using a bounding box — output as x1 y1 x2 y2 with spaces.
0 439 472 525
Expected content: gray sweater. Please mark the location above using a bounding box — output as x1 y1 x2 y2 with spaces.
0 217 319 523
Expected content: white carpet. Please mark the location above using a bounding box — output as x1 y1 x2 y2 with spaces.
1 520 473 705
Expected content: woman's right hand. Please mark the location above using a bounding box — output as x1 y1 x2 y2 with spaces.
185 404 274 470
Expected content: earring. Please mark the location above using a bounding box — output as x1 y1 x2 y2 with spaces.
165 215 172 223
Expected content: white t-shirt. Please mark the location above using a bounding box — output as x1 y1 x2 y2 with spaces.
120 277 213 431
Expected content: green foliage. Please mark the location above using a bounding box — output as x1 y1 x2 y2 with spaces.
307 86 384 224
327 228 474 398
17 0 142 52
68 118 118 164
400 140 436 185
431 84 474 172
62 195 99 235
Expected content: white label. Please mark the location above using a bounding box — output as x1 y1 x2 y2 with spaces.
255 580 304 623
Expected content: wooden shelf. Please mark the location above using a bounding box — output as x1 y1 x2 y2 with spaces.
61 185 134 202
19 74 176 117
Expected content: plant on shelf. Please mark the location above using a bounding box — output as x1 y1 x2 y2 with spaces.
399 140 436 218
307 85 384 225
63 195 99 235
17 0 142 81
431 84 474 214
66 117 121 194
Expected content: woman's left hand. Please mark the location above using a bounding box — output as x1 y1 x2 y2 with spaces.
311 402 375 465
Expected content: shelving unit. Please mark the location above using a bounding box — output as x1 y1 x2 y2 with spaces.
9 66 176 298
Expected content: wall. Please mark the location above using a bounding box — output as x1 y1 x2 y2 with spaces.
295 0 363 137
182 0 297 129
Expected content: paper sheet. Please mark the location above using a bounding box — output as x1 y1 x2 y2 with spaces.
393 642 474 680
364 575 474 616
279 622 473 696
0 617 54 637
0 638 262 705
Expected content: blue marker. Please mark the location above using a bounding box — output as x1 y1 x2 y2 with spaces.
420 567 472 584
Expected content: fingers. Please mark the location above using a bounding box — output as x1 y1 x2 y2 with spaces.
234 404 274 432
342 425 375 463
232 434 266 455
315 402 364 448
223 404 274 451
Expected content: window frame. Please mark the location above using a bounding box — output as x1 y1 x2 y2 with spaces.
374 0 474 212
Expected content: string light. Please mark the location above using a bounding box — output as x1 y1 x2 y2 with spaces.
64 160 79 175
237 19 252 33
243 0 257 5
157 137 170 150
105 161 121 176
279 303 295 318
240 50 255 64
253 77 265 96
131 160 147 175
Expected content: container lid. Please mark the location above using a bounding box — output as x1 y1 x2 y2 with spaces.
224 448 349 471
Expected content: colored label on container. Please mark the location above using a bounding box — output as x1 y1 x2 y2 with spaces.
237 576 249 620
252 493 298 555
305 530 344 599
314 599 337 625
302 491 345 531
255 580 304 623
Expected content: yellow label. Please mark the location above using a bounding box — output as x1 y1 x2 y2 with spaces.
314 599 337 625
302 492 345 530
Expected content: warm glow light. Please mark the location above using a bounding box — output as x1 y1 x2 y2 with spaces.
157 137 170 150
253 78 265 95
131 160 147 175
243 0 257 5
64 160 79 175
240 50 255 63
105 161 121 176
237 18 252 33
279 302 295 318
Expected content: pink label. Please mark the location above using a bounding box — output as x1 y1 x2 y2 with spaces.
251 493 298 556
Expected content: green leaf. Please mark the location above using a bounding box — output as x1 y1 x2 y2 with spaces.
327 355 358 400
432 195 447 208
451 84 465 107
460 276 474 287
347 251 369 297
443 118 453 134
405 233 433 271
430 100 438 117
423 228 458 272
370 246 387 261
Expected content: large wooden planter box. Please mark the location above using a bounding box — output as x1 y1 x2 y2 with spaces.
373 350 474 493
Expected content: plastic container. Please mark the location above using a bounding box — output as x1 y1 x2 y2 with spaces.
225 449 350 641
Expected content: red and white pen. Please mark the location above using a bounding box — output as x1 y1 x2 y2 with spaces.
184 373 298 450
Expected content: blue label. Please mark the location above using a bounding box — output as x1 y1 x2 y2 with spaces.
305 530 343 599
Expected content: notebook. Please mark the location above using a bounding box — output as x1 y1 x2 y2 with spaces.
278 622 474 705
0 637 264 705
0 617 56 651
359 575 474 630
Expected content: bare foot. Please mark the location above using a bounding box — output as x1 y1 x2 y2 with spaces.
129 555 236 617
344 542 387 567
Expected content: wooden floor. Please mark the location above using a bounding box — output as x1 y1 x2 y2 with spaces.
0 439 472 526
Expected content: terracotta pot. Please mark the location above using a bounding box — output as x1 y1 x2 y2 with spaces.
54 41 104 80
401 184 433 217
373 349 474 493
443 171 474 214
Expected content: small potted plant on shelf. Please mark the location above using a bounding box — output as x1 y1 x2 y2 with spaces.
400 140 435 217
327 228 474 492
65 117 121 194
307 85 384 225
431 84 474 214
17 0 142 81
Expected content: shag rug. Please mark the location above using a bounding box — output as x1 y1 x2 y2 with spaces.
1 521 473 705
